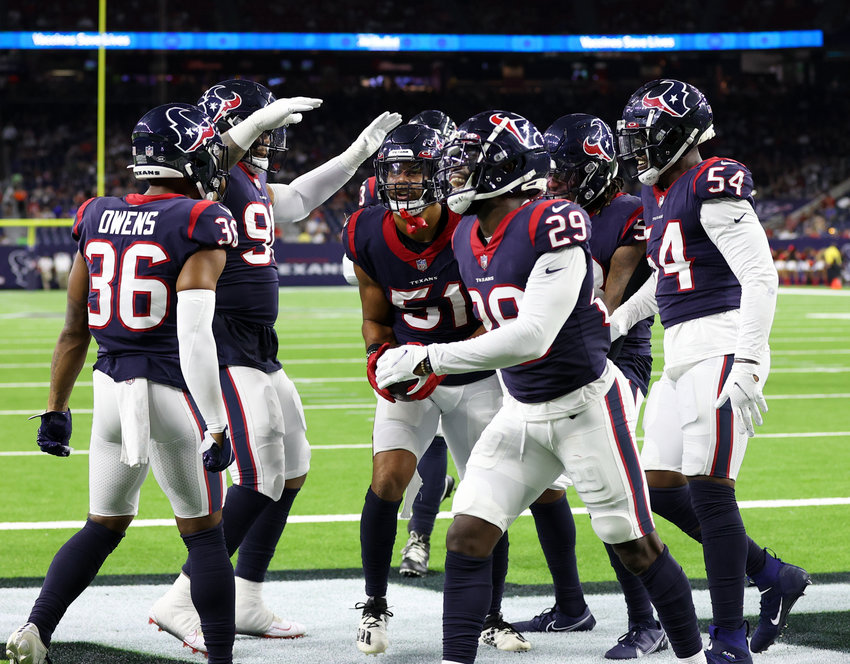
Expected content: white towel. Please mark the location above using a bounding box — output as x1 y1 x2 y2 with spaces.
115 377 151 467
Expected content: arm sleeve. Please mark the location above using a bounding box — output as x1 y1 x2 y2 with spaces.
268 157 353 223
701 197 778 361
428 246 585 374
610 265 658 328
177 289 227 433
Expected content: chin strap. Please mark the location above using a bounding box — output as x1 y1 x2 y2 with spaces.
399 208 429 234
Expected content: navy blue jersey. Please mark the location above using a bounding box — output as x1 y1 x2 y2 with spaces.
590 192 652 359
72 192 234 389
452 198 609 403
358 176 380 208
214 163 281 372
343 205 491 386
643 156 751 328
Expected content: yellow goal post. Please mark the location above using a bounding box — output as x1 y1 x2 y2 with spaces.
0 219 75 248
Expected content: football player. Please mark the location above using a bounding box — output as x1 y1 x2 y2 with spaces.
509 113 668 659
376 110 710 664
149 79 401 652
353 109 459 579
6 104 238 664
609 79 811 663
345 123 527 655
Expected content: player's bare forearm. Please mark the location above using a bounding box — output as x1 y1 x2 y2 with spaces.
602 244 646 312
362 320 395 350
48 301 91 411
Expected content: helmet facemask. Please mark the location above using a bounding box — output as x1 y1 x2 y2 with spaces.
376 158 437 215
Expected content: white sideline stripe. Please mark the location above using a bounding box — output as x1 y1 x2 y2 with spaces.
4 366 850 390
0 443 373 457
2 430 849 456
3 496 849 531
806 313 850 319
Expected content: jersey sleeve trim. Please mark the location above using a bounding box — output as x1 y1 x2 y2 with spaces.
72 197 96 239
188 200 218 239
345 208 364 262
527 199 557 246
621 205 644 242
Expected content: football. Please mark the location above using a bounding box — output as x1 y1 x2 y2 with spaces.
386 378 418 402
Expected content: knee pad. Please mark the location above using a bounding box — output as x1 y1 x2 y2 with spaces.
589 511 639 545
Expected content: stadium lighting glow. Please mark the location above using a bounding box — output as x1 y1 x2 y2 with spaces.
0 30 824 52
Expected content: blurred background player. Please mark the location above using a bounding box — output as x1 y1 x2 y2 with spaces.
376 109 710 664
355 109 458 579
345 123 527 656
150 79 401 652
509 113 668 660
613 78 810 663
6 103 237 664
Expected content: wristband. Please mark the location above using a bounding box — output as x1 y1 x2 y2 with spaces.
367 343 382 357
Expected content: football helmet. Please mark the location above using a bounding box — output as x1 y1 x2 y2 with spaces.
408 110 457 141
616 79 715 186
375 123 442 215
198 79 287 173
436 111 549 214
544 113 618 209
130 103 228 200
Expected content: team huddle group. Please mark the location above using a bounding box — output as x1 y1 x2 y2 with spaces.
6 77 811 664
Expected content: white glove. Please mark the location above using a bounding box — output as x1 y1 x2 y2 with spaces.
227 96 323 150
608 309 630 342
714 362 768 437
375 344 428 389
339 111 404 173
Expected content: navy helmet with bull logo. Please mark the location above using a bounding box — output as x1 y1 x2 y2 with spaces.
130 102 229 200
616 79 715 186
543 113 619 210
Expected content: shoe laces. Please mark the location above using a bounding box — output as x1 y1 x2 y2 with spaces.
355 600 393 627
484 613 519 633
617 624 647 646
401 532 429 564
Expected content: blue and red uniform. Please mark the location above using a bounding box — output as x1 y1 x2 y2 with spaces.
642 156 753 328
358 176 380 208
72 192 234 389
452 198 609 403
213 162 281 372
344 205 492 386
590 192 653 396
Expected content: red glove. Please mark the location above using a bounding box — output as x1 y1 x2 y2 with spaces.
367 342 397 402
395 342 445 402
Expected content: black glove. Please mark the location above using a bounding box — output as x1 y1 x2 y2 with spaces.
29 410 73 457
201 426 235 473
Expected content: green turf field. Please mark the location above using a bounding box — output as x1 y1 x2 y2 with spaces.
0 287 848 585
1 286 849 663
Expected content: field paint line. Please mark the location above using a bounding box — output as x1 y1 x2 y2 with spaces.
779 286 850 296
0 363 51 369
3 496 849 531
0 443 373 457
771 349 850 355
806 313 850 319
4 433 850 457
5 366 850 389
770 337 850 342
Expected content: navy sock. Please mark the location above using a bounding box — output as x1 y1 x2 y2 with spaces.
530 495 586 616
745 540 772 581
409 436 447 536
28 519 123 646
649 485 703 541
181 484 270 577
443 550 492 664
604 542 655 628
183 523 234 664
235 487 300 582
638 545 703 659
690 480 747 631
651 484 768 582
489 533 508 615
361 487 402 598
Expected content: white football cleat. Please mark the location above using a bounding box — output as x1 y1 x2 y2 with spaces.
355 596 391 655
149 573 207 654
479 613 532 652
6 623 50 664
235 577 306 638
